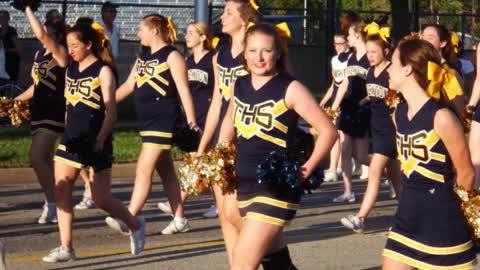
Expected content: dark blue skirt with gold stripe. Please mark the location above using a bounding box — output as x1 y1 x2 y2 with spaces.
383 182 477 269
237 191 301 226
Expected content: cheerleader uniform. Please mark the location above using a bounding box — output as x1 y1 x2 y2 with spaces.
134 45 180 149
383 99 477 270
337 53 370 138
186 51 214 129
366 64 396 158
325 51 349 108
234 73 300 226
30 49 65 136
214 47 248 143
54 60 113 172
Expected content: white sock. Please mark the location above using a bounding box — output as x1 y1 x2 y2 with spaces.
174 217 186 223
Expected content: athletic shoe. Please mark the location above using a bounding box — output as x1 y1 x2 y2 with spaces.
202 205 218 218
340 214 365 233
37 203 57 224
332 192 356 203
323 170 338 182
42 246 75 263
74 198 96 210
388 181 397 199
105 216 129 236
157 201 173 215
130 216 146 255
161 218 190 235
360 165 369 180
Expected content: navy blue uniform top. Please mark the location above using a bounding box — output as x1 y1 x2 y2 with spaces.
217 46 248 123
186 51 214 129
233 73 298 193
395 99 454 190
134 45 179 123
342 53 370 112
64 60 107 139
31 49 66 122
366 63 392 117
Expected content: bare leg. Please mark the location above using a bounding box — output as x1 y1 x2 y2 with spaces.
382 256 415 270
30 132 57 203
155 151 184 218
340 132 353 195
219 187 242 265
79 170 92 200
469 121 480 189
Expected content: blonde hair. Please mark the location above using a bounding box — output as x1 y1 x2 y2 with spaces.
142 14 176 44
189 22 214 51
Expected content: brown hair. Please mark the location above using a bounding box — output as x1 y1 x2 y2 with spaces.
226 0 261 24
188 22 214 51
340 12 361 32
397 39 442 90
366 34 389 51
142 14 176 45
421 24 459 71
244 23 287 73
350 21 367 42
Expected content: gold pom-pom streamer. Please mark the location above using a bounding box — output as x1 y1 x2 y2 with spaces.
322 107 339 120
454 185 480 239
178 142 237 196
0 98 30 126
383 90 401 108
167 17 177 42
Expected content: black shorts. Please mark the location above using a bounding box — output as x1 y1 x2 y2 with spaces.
370 115 396 158
338 108 370 138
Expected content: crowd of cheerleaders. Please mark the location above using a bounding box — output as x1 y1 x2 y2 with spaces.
8 0 480 269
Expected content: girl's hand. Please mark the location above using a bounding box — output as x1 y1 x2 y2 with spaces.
299 164 314 182
94 137 105 153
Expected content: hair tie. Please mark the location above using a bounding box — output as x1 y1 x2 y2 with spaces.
91 21 109 47
427 61 462 101
364 22 390 43
167 17 177 42
450 31 459 54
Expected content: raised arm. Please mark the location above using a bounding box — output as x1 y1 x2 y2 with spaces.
25 7 68 67
168 50 197 128
196 52 222 154
96 66 117 151
285 80 338 179
434 108 474 191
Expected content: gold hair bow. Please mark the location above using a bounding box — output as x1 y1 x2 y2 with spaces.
91 21 109 47
275 22 291 39
427 61 463 101
167 17 177 42
450 31 459 54
212 36 220 49
249 0 259 11
364 22 390 43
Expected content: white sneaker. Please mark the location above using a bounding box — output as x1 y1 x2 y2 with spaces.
161 218 190 235
332 192 356 203
74 198 96 210
157 201 173 215
105 216 129 236
360 165 369 180
340 215 365 233
388 181 397 199
42 246 75 263
202 205 218 218
37 203 57 224
130 216 146 255
0 240 6 270
323 170 338 182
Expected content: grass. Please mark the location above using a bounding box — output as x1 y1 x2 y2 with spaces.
0 126 185 168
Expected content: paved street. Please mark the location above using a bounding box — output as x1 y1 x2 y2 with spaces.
0 175 474 270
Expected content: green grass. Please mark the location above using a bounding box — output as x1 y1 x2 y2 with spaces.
0 126 184 168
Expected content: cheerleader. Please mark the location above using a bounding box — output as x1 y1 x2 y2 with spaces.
193 0 259 265
318 31 350 182
157 21 218 218
15 6 68 224
106 14 197 235
382 38 477 270
467 45 480 188
421 24 465 118
43 17 145 263
340 23 401 233
331 21 371 203
217 23 337 270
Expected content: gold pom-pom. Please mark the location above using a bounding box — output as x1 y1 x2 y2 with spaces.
383 90 401 108
0 98 30 126
454 185 480 239
178 142 237 196
464 105 475 132
323 107 339 120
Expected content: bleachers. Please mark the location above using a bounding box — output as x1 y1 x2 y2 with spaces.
2 0 223 40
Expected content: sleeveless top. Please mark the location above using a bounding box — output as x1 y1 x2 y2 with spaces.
342 53 370 112
366 63 392 117
395 99 454 190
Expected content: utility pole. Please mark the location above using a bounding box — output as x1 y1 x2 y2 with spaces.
195 0 209 23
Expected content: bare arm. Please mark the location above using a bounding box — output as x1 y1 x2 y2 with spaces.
434 108 474 191
168 51 197 126
96 66 117 151
285 80 338 179
196 53 222 154
25 7 68 67
468 46 480 108
217 84 236 144
115 63 137 103
14 84 34 101
330 78 349 111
